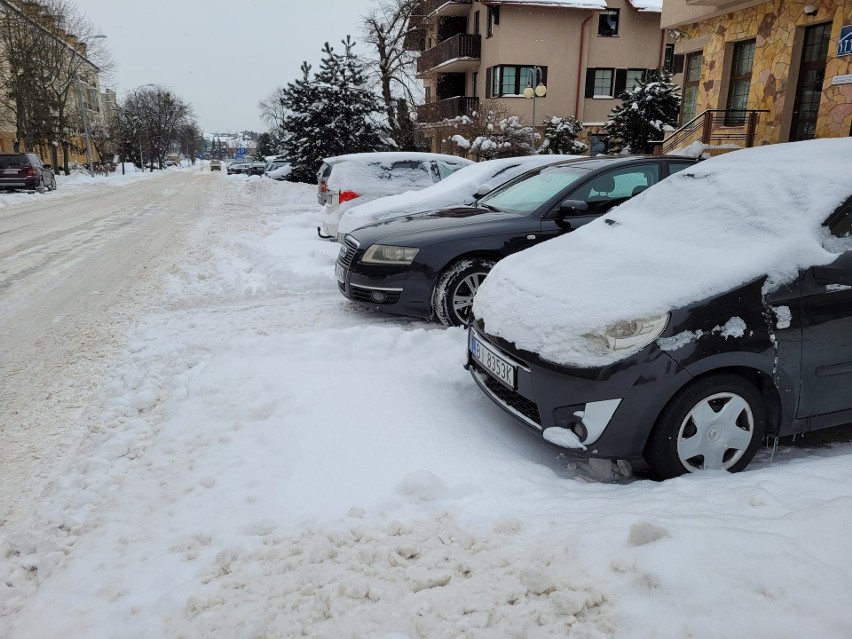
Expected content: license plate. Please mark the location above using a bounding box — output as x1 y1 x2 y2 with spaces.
3 169 17 174
335 262 346 283
470 334 515 389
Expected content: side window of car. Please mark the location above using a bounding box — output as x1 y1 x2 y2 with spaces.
667 160 695 176
568 164 661 214
825 194 852 252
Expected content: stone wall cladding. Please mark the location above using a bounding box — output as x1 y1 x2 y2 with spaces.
681 0 852 144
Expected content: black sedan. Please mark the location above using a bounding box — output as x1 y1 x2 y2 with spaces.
466 138 852 479
336 156 697 326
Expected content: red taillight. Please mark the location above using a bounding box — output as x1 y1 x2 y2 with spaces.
26 167 36 177
319 180 327 193
339 190 360 203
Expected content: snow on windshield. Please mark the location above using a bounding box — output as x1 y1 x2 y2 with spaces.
473 138 852 367
337 155 580 235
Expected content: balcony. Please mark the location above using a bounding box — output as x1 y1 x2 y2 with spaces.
417 96 479 125
420 0 472 17
417 33 481 76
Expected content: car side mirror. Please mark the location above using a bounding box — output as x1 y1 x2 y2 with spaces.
474 184 494 198
812 251 852 286
43 163 51 169
558 199 590 216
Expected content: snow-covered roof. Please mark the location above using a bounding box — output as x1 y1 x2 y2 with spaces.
484 0 608 9
626 0 662 12
473 138 852 367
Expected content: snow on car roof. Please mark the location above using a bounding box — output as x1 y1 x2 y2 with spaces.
338 155 581 236
473 138 852 367
322 151 470 165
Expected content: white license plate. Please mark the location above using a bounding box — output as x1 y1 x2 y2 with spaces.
3 169 17 174
335 263 346 283
470 334 515 388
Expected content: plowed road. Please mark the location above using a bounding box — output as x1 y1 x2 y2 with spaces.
0 172 209 531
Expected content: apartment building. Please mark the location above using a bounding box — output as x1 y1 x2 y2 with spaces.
413 0 670 154
660 0 852 151
0 0 106 165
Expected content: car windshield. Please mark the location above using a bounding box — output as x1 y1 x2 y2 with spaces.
479 165 591 214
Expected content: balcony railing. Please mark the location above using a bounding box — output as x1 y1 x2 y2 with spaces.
417 33 481 75
658 109 768 155
417 96 479 124
419 0 472 17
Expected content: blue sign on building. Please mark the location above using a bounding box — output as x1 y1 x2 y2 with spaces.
236 147 247 157
840 25 852 58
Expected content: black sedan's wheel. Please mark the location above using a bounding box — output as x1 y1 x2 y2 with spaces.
36 177 46 194
433 258 496 327
645 374 765 479
49 175 57 191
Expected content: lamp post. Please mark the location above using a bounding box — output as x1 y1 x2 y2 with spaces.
71 34 107 176
523 66 547 153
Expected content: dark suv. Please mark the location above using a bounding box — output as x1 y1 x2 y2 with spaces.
0 153 56 192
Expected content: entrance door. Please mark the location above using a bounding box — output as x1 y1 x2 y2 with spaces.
790 23 831 141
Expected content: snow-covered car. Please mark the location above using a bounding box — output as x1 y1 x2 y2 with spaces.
467 138 852 479
337 154 584 240
264 160 292 181
316 152 472 239
209 160 221 171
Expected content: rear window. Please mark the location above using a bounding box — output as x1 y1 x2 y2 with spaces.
327 160 435 192
0 155 28 168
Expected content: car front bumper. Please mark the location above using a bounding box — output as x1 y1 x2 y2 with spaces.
466 324 690 460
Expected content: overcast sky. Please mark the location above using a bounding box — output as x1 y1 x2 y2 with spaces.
75 0 375 134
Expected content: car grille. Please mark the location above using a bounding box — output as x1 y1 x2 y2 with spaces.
339 238 358 269
472 363 542 428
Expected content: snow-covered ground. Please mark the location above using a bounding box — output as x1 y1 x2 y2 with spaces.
2 172 852 638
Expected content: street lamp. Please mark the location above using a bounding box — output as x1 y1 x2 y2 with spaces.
523 66 547 153
71 34 107 176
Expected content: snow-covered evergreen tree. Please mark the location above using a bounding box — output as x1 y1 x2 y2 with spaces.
539 116 587 155
280 38 386 183
604 70 681 154
445 103 532 160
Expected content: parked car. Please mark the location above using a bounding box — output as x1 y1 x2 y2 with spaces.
337 154 584 239
246 162 267 176
210 159 222 171
265 158 290 174
226 161 252 175
317 152 472 239
0 153 56 192
336 155 697 326
265 163 293 181
466 138 852 479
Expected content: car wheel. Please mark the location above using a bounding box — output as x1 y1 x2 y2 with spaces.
433 258 496 327
36 177 46 193
645 374 765 479
48 175 57 191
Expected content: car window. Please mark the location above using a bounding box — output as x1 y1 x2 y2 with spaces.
479 165 590 215
0 154 28 167
825 194 852 251
667 160 695 175
567 164 661 214
436 160 468 180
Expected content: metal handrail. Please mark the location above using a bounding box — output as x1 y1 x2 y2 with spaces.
659 109 769 154
417 33 481 74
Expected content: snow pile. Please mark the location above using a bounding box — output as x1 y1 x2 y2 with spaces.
474 138 852 366
338 155 580 236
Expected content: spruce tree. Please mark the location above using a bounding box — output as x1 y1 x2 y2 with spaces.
540 116 588 155
280 39 386 183
604 70 681 154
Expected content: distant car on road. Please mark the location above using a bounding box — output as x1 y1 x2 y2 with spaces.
210 160 222 171
0 153 56 192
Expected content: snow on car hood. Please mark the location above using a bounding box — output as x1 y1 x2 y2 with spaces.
338 155 580 236
473 138 852 367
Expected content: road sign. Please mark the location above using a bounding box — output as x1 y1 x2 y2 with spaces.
236 148 247 157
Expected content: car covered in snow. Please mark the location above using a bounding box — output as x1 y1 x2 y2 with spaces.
467 138 852 479
336 154 584 240
316 152 472 239
336 155 697 326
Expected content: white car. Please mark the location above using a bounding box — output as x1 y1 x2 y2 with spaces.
337 155 584 239
316 152 472 239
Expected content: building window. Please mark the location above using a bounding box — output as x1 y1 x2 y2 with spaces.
598 9 619 37
663 44 675 73
585 68 615 98
472 71 478 98
489 65 548 97
625 69 646 92
425 86 431 103
726 40 755 124
487 6 499 38
681 52 703 124
474 11 480 35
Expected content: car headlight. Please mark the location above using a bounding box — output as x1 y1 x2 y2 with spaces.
601 313 670 352
361 244 419 265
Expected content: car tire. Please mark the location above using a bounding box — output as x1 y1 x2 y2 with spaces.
432 258 496 327
48 175 57 191
36 177 46 194
645 374 766 479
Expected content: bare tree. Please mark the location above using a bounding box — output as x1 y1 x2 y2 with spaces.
362 0 422 148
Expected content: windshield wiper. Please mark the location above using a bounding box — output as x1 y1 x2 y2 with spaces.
479 203 501 212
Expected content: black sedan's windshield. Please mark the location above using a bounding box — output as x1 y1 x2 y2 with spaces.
479 165 591 215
